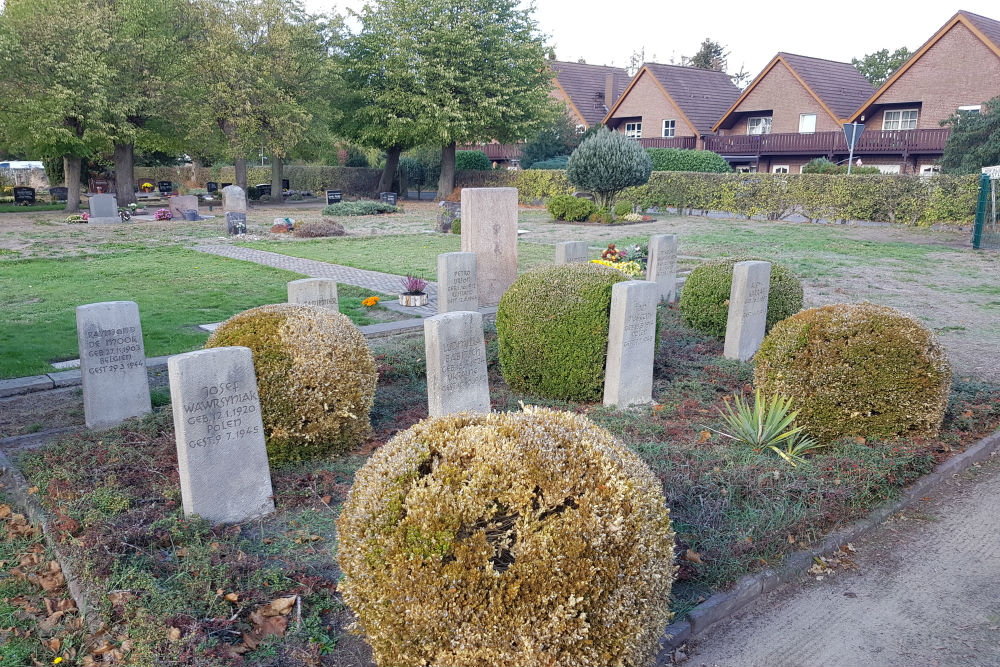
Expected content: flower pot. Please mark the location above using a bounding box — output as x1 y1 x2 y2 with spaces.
399 292 428 307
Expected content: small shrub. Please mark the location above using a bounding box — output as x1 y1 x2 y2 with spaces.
647 148 731 173
680 257 804 337
613 201 632 216
801 157 880 175
455 150 492 171
566 128 652 209
711 389 823 466
547 194 596 221
400 274 427 294
205 304 377 463
321 200 398 216
754 303 952 444
450 220 461 234
588 207 613 224
336 406 676 667
292 219 346 238
528 155 570 169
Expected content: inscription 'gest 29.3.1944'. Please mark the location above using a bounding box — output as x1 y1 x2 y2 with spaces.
181 381 260 448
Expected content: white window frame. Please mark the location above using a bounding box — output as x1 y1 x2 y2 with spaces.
624 122 642 139
772 165 789 174
747 116 772 135
876 164 901 174
798 113 816 134
958 105 982 113
919 164 941 176
662 119 676 137
736 166 754 173
882 109 918 130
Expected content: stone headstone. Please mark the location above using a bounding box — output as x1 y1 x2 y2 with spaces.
222 185 247 213
88 193 119 224
206 181 219 193
555 241 588 265
225 211 247 235
603 280 658 408
724 261 771 362
49 186 68 201
646 234 678 303
157 180 173 194
221 182 233 189
437 252 478 313
424 311 491 417
460 187 518 307
255 184 271 197
169 194 199 220
167 346 274 524
326 190 342 205
281 178 290 191
13 186 35 204
76 301 152 429
380 191 397 206
287 279 338 310
572 191 596 201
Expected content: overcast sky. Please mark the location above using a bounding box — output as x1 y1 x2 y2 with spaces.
304 0 997 78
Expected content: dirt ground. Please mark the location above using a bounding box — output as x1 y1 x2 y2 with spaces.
685 453 1000 667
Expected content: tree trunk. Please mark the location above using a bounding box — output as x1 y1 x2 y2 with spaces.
437 142 456 199
379 146 402 195
235 157 248 192
64 155 82 213
113 142 136 206
271 156 282 201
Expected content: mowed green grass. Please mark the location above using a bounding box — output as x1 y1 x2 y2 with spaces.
0 247 396 378
240 234 557 280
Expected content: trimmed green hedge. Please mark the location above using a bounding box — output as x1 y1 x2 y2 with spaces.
321 201 398 216
647 148 731 173
528 155 569 169
455 150 492 170
548 194 596 221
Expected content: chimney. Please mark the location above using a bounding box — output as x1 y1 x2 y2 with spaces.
605 73 615 112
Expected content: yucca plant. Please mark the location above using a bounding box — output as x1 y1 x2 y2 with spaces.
709 389 824 467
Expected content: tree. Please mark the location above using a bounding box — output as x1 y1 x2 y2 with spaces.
519 111 583 168
941 96 1000 174
689 38 727 71
566 128 652 211
852 47 911 87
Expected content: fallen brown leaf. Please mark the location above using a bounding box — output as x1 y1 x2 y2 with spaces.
224 592 239 603
168 627 181 642
683 549 704 565
696 430 711 444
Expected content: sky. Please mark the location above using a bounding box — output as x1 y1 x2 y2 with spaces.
303 0 998 78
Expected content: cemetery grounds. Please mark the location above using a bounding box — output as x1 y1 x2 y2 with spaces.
1 200 999 666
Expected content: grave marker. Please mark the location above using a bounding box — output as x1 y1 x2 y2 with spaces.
225 212 247 235
437 252 478 313
287 279 338 310
169 194 199 220
326 190 342 205
380 191 397 206
460 187 518 307
555 241 588 265
646 234 678 303
424 311 491 417
222 185 247 213
255 183 271 197
603 280 658 408
281 178 290 191
723 261 771 361
157 180 173 194
13 186 35 204
206 181 219 193
88 193 119 224
49 187 68 202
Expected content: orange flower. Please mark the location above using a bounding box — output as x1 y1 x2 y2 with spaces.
362 296 380 308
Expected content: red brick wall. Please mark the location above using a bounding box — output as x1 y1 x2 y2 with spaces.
606 70 697 138
720 61 840 135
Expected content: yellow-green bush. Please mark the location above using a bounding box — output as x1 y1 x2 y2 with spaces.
336 407 676 667
205 304 376 463
754 303 951 443
496 264 628 400
680 257 803 338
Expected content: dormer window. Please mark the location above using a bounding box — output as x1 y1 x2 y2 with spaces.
882 109 918 130
748 116 772 135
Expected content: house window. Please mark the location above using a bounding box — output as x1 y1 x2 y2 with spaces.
798 113 816 134
625 122 642 138
958 105 982 113
772 165 789 174
876 164 901 174
920 164 941 176
747 116 772 135
882 109 918 130
662 120 676 137
736 165 754 173
575 124 586 134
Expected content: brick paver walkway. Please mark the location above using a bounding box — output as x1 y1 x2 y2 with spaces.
194 244 439 317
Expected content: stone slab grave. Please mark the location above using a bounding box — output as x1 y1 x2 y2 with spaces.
424 311 491 417
222 185 247 212
76 300 152 428
646 234 678 303
437 252 478 313
555 241 588 265
604 280 658 408
169 194 200 221
460 187 518 307
724 261 771 362
168 346 274 524
287 278 338 310
88 193 119 224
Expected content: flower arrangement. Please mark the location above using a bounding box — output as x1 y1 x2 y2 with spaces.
362 296 380 308
154 208 171 220
81 212 90 221
590 258 644 278
400 275 428 295
601 243 625 261
140 182 154 193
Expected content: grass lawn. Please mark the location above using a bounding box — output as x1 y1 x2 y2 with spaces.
0 203 68 213
0 247 400 378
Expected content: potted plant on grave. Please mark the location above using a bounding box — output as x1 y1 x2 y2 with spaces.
399 275 428 307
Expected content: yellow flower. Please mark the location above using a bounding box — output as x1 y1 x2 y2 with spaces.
54 659 63 665
362 296 380 308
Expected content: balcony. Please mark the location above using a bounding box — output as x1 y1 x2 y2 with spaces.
460 143 522 161
703 128 950 156
639 137 698 150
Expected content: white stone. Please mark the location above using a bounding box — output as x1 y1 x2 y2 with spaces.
88 193 119 224
424 311 491 417
555 241 588 265
287 278 338 310
460 187 518 307
724 261 771 362
437 252 478 313
603 281 658 407
76 301 151 428
646 234 678 303
168 346 275 524
222 185 247 212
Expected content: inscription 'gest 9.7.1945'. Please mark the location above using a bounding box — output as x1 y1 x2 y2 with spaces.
181 381 260 449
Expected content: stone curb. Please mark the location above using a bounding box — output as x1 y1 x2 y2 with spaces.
653 427 1000 663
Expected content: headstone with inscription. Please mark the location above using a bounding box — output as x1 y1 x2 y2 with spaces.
724 261 771 362
157 180 173 194
168 346 274 524
222 185 247 212
13 187 35 204
603 280 658 408
437 252 478 313
76 301 152 429
379 191 397 206
225 212 247 235
88 193 119 225
646 234 678 303
169 194 199 220
424 311 491 417
555 241 588 265
255 184 271 197
50 187 68 202
281 178 290 191
460 187 518 307
206 181 219 193
326 190 342 205
287 278 338 310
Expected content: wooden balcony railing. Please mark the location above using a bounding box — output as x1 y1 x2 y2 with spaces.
638 137 698 150
703 128 950 156
460 143 522 161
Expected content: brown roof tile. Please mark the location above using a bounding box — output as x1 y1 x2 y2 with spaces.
550 60 630 127
776 53 876 120
959 10 1000 51
641 63 741 136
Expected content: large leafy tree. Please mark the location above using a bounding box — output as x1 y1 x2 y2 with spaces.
519 111 587 168
852 47 911 87
941 96 1000 174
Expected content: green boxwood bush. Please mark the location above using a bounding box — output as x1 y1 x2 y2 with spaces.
455 150 492 171
321 200 398 216
613 201 632 216
647 148 731 173
528 155 570 169
680 257 804 337
801 157 880 175
547 194 597 221
566 128 652 209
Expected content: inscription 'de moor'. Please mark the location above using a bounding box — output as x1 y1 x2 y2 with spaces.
182 381 260 449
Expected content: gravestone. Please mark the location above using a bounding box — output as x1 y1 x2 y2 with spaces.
13 187 35 204
168 346 275 524
255 184 271 197
724 261 771 362
221 182 233 189
555 241 588 265
49 186 68 202
424 311 491 417
603 280 658 408
169 194 199 220
206 181 219 193
222 185 247 212
157 180 173 194
287 278 338 310
88 194 119 224
76 301 152 429
460 187 518 307
225 212 247 235
281 178 289 191
380 191 398 206
437 252 478 313
646 234 678 303
90 178 110 194
326 190 342 205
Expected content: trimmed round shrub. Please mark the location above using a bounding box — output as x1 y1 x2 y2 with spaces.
455 149 491 171
337 406 676 667
450 220 461 234
566 128 652 209
754 303 951 443
205 304 377 463
547 193 596 221
680 257 804 337
613 200 632 216
292 218 346 238
497 263 627 400
647 147 731 173
321 200 397 216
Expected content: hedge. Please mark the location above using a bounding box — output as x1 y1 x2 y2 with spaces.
135 165 381 195
647 148 731 173
455 150 492 170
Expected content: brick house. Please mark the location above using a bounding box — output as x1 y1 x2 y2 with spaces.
602 63 741 150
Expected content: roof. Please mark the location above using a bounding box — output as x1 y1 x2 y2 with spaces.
958 10 1000 52
549 60 630 128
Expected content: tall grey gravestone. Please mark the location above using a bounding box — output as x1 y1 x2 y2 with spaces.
222 185 247 235
424 311 491 417
76 301 151 428
287 278 338 310
724 261 771 362
555 241 588 265
646 234 678 303
168 346 275 524
88 194 119 225
437 252 478 313
603 281 658 408
460 187 518 307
